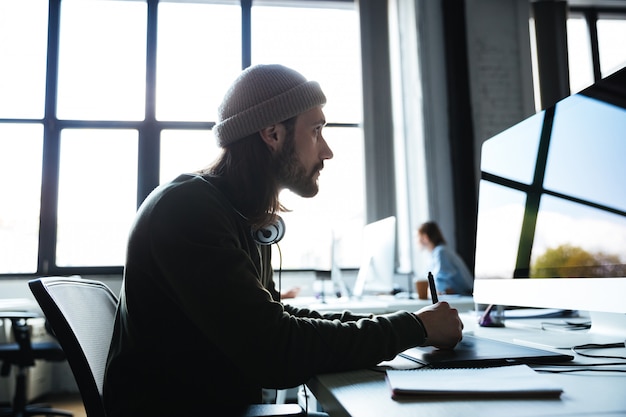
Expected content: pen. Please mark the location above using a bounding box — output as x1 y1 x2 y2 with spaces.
427 271 438 303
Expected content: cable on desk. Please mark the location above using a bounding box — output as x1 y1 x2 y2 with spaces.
533 341 626 373
537 366 626 374
571 342 626 360
540 320 591 331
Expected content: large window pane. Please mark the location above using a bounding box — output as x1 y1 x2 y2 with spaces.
251 3 363 124
57 0 147 121
156 2 241 122
0 124 43 273
0 0 48 119
567 15 594 93
57 129 138 266
597 16 626 78
160 129 221 184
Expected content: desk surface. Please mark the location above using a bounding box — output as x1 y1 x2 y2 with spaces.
307 313 626 417
0 298 40 312
287 295 475 314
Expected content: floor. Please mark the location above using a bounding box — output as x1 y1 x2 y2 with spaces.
40 392 87 417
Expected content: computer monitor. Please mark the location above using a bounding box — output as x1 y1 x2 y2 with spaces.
352 216 397 298
473 67 626 347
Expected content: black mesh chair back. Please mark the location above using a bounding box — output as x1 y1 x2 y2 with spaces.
28 277 117 417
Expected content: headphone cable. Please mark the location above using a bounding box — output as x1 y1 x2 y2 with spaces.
276 243 283 302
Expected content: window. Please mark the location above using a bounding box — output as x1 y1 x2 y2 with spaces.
566 12 594 94
0 0 48 274
530 6 626 111
56 129 138 267
0 124 43 274
567 7 626 93
57 0 147 121
596 14 626 78
0 0 365 276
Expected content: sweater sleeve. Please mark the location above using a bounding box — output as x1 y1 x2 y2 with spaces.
282 302 374 321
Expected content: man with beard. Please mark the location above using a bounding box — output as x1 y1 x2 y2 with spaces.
103 64 463 417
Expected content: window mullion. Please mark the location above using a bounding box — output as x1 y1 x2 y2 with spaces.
138 0 160 206
584 9 602 82
242 0 252 69
38 0 63 275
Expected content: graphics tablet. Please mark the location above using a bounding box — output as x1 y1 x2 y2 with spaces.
400 334 574 368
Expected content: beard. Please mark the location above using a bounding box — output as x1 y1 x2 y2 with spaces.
274 137 322 198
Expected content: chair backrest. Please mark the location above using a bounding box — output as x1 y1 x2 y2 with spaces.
29 277 118 417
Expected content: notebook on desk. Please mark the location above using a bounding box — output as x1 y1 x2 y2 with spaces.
399 334 574 368
386 365 564 399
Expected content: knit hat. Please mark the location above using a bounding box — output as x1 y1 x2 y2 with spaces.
213 64 327 147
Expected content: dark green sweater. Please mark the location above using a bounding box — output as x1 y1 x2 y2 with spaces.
104 174 426 416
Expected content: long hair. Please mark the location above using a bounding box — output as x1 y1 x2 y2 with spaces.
418 221 447 246
201 117 296 229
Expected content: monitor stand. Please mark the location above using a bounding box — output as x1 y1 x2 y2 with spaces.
351 255 371 300
329 232 351 300
513 311 626 349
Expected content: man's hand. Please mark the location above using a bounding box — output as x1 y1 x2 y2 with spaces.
414 301 464 349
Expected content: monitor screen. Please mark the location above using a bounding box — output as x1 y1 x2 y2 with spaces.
472 67 626 345
352 216 396 297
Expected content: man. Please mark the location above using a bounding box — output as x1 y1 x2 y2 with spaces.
103 64 463 416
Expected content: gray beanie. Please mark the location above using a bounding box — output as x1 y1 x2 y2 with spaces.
213 64 327 147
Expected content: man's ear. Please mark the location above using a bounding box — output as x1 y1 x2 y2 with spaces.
259 124 285 153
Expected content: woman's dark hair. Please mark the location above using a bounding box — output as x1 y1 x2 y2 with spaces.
418 221 447 246
201 116 297 229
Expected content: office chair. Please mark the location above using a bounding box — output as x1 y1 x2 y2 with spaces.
28 277 303 417
0 311 73 417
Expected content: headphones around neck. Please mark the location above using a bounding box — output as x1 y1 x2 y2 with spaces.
252 216 285 245
195 175 285 245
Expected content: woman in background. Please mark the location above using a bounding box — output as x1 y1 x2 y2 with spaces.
418 221 474 295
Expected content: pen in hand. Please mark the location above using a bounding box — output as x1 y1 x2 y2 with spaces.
427 271 438 303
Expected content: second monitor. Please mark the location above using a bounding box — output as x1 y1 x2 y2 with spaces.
352 216 397 298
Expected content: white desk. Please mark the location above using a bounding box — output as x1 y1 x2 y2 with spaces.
306 313 626 417
287 295 476 315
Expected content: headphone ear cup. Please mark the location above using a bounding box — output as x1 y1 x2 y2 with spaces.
252 216 285 245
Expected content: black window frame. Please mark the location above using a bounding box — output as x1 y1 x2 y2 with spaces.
0 0 361 278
